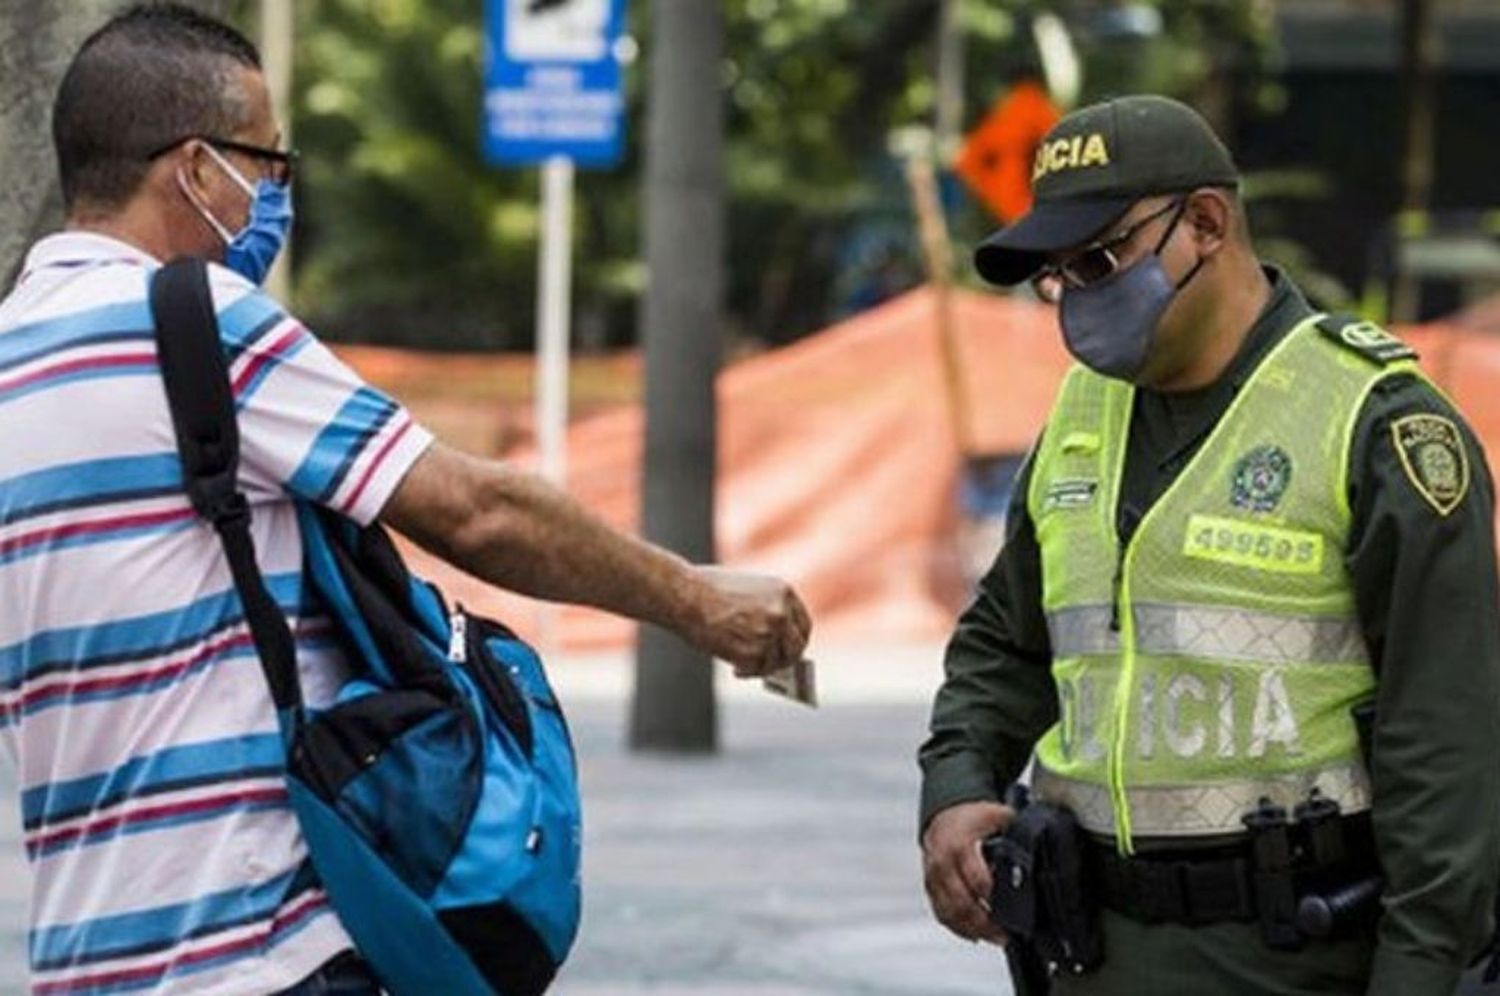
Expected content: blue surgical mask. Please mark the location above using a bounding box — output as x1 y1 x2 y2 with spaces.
1058 205 1203 382
182 144 293 286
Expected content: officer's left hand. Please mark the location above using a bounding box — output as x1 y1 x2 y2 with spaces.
921 800 1012 946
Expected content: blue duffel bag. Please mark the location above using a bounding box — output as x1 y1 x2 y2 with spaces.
150 258 582 995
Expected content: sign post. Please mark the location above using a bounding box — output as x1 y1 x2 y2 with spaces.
536 156 575 485
484 0 627 487
484 0 627 643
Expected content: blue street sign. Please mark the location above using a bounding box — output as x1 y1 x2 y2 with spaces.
483 0 628 167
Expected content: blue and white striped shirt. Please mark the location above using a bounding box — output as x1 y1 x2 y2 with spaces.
0 233 433 994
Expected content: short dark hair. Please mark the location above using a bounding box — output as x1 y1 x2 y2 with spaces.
53 3 262 211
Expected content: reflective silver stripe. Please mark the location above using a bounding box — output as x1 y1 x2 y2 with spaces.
1047 603 1368 666
1032 760 1372 838
1134 603 1368 666
1046 605 1118 657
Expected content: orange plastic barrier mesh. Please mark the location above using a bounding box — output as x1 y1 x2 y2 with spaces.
335 289 1500 650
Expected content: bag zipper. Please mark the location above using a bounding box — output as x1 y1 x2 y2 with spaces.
448 611 468 663
449 605 533 757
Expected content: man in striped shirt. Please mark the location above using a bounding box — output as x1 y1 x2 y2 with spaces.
0 5 811 993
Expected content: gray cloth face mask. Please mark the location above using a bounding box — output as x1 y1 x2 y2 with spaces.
1058 205 1203 382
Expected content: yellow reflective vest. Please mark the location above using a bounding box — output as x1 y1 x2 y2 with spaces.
1027 315 1422 853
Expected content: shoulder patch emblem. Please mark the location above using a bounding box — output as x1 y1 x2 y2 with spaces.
1230 445 1293 513
1391 414 1469 515
1318 316 1418 365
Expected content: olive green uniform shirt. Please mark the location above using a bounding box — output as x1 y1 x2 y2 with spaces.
919 269 1500 995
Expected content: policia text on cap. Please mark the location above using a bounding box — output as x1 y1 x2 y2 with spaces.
918 95 1500 996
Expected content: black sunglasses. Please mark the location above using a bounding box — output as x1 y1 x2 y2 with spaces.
1030 198 1186 304
147 135 298 186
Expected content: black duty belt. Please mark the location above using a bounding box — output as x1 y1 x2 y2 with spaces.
1088 817 1380 937
1091 840 1257 925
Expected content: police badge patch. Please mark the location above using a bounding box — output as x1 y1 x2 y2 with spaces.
1230 445 1293 513
1391 413 1469 515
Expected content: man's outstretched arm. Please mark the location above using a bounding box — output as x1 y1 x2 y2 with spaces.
380 441 811 676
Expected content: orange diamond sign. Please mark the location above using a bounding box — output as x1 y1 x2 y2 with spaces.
954 79 1060 224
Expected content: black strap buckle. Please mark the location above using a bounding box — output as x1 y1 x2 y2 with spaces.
185 472 249 532
206 491 250 532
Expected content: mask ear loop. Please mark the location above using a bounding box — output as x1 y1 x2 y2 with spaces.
176 168 235 245
1151 198 1190 254
176 141 258 246
199 142 259 199
1154 196 1206 291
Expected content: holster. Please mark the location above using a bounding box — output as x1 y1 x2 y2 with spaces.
983 789 1105 990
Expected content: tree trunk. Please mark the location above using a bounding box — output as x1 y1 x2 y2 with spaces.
629 0 725 754
0 1 112 286
0 0 244 287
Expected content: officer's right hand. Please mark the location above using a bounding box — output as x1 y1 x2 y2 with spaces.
684 565 811 678
922 800 1013 945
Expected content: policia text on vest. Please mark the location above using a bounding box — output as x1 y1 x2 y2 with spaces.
982 319 1402 991
1026 316 1393 847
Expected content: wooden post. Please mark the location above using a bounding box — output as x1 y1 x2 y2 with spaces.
1393 0 1438 323
935 0 965 159
904 155 975 457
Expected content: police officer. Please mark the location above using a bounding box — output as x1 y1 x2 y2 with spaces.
918 95 1500 995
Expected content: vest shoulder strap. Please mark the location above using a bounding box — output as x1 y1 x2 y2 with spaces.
1316 313 1419 365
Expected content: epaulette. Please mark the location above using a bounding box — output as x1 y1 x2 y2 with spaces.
1316 313 1418 365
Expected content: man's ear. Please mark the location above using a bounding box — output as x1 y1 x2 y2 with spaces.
1185 188 1231 257
181 140 204 186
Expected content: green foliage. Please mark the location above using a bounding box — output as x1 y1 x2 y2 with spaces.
949 0 1349 305
722 0 943 341
292 0 951 349
1076 0 1281 108
292 0 641 349
290 0 1317 350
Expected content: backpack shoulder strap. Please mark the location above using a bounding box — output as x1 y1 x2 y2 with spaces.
149 259 302 713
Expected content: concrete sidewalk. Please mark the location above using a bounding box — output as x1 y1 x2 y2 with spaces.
0 643 1013 995
549 643 1009 996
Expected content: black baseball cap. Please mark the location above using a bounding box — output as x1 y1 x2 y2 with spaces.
974 95 1241 286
